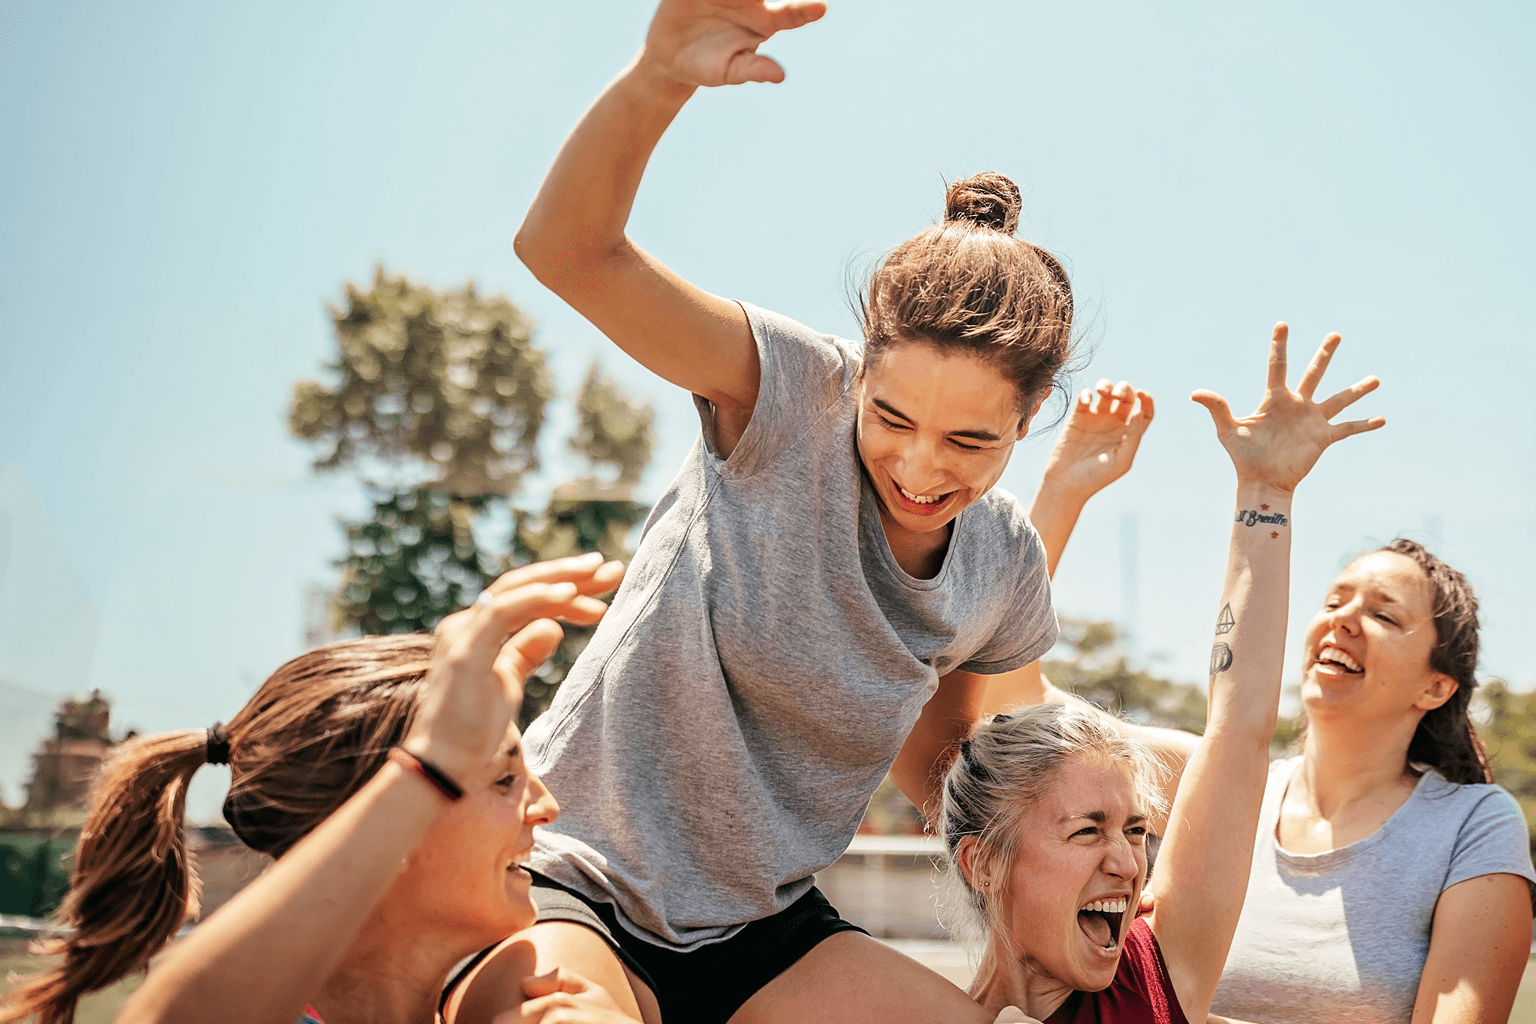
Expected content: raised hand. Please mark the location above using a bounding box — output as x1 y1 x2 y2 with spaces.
1191 323 1383 493
642 0 827 88
1040 379 1154 501
501 968 640 1024
401 552 624 791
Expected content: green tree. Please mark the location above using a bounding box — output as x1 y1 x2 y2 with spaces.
1042 618 1209 736
1476 679 1536 860
289 268 655 712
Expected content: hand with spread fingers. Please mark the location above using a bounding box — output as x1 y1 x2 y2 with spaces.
1191 323 1384 492
1041 379 1155 501
499 968 640 1024
642 0 827 89
401 552 625 793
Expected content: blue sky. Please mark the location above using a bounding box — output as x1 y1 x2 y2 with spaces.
2 1 1532 818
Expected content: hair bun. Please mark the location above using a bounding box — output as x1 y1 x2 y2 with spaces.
944 172 1022 235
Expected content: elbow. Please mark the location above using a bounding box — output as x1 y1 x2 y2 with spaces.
514 221 618 298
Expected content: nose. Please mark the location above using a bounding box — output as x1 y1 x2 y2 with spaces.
1325 597 1363 636
894 434 951 490
526 770 559 827
1103 835 1139 882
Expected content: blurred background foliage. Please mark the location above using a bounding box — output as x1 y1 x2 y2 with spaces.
289 268 654 727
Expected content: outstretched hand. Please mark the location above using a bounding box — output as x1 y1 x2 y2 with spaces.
1192 323 1383 493
642 0 827 87
1041 379 1154 500
401 552 624 791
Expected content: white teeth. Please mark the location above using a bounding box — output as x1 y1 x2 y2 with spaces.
1082 899 1128 913
1318 646 1363 672
896 483 944 505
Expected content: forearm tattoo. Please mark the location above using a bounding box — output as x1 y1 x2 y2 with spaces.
1235 503 1288 532
1210 642 1234 677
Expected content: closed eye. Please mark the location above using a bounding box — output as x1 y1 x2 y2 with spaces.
494 774 521 790
949 438 983 452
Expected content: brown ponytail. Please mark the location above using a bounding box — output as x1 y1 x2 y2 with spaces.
0 732 206 1024
0 633 436 1023
859 172 1079 412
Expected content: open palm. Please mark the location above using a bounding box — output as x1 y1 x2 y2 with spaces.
1041 380 1155 500
1192 323 1384 493
644 0 827 87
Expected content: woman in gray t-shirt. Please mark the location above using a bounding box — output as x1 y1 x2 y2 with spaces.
513 2 1081 1022
986 452 1535 1023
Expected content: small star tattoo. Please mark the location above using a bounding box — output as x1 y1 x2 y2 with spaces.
1271 531 1279 538
1261 504 1270 511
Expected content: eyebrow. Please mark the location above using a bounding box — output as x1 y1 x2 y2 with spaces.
871 398 1004 443
1062 811 1147 827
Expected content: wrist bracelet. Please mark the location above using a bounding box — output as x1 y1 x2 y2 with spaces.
388 747 466 802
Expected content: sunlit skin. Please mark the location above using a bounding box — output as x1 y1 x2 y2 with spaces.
962 758 1148 1016
1299 551 1455 730
316 723 560 1024
384 728 559 939
855 341 1047 577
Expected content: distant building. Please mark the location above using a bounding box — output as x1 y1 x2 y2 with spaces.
22 690 114 813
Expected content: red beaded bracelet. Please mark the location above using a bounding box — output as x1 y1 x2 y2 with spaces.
388 747 465 802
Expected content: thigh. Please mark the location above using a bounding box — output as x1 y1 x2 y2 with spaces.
451 922 663 1024
726 930 994 1024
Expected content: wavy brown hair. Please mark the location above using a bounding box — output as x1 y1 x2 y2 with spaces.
1378 539 1492 786
859 172 1079 413
0 633 435 1024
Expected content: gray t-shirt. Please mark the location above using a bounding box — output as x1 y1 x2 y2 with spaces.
1211 756 1536 1024
524 303 1057 949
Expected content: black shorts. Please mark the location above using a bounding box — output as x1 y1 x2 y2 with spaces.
530 871 867 1024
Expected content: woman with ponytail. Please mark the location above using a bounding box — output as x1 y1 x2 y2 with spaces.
981 383 1535 1022
0 553 640 1024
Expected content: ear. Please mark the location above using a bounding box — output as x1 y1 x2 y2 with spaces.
1017 389 1051 439
955 836 986 891
1413 673 1458 713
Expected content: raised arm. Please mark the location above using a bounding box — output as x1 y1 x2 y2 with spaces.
978 382 1197 833
514 0 824 421
1148 324 1384 1021
116 557 622 1024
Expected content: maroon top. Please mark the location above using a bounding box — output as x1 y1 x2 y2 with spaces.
1044 919 1189 1024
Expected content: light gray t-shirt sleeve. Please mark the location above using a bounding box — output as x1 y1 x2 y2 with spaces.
1444 786 1536 899
694 301 860 479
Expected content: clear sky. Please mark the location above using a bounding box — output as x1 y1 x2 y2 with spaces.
2 1 1532 818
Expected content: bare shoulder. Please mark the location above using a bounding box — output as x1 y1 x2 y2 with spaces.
441 935 539 1024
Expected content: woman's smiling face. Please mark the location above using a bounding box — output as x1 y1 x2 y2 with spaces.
1300 551 1453 725
388 726 559 946
855 340 1041 540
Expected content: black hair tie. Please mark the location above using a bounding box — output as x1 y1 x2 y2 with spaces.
205 722 231 765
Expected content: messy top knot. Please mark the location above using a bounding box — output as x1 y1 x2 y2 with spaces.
945 172 1022 235
858 171 1077 412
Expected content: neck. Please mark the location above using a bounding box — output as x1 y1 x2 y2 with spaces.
969 943 1075 1022
878 507 953 579
314 915 473 1024
1297 715 1418 816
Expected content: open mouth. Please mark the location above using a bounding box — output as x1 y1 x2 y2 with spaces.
891 479 954 516
1315 645 1363 674
1077 899 1127 950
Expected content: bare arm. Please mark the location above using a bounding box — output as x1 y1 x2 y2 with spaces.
890 669 990 821
116 558 622 1024
1149 324 1384 1021
514 0 824 421
980 381 1196 831
1410 873 1533 1024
